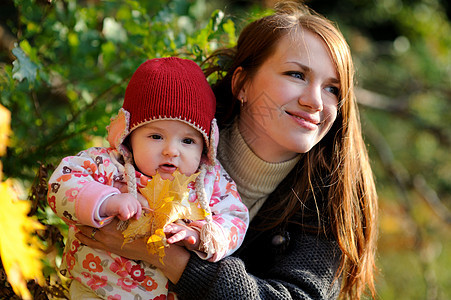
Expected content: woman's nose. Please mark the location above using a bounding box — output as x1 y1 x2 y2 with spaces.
298 84 323 111
162 142 180 157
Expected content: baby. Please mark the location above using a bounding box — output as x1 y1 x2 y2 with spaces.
48 57 249 299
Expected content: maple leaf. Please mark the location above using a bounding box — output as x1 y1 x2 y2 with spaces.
122 171 207 264
0 103 45 299
0 180 45 299
11 45 38 84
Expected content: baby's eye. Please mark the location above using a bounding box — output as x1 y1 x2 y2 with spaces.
286 71 305 80
182 138 195 145
182 138 195 144
149 134 162 140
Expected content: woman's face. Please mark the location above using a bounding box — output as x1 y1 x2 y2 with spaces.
236 29 340 163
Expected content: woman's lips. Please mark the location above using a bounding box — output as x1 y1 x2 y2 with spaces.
286 111 319 130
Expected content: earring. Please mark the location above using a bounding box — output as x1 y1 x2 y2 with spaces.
239 97 245 106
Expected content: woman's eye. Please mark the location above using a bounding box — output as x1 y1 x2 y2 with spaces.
286 71 305 80
182 138 195 145
149 134 162 140
325 86 340 96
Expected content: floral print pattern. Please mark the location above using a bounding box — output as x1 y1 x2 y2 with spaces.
48 146 249 299
82 253 103 273
110 256 132 277
65 187 80 202
141 276 158 292
87 274 108 290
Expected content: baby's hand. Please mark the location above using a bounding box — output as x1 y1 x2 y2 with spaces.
100 193 142 221
112 182 149 210
164 222 200 251
136 193 150 210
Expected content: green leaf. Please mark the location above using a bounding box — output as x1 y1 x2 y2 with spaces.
11 45 38 84
209 9 224 33
223 19 236 46
103 17 128 43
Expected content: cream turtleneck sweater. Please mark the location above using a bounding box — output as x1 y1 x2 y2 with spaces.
217 122 300 220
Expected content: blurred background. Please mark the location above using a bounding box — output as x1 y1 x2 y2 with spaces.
0 0 450 299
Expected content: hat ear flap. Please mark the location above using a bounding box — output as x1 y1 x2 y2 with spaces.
207 119 218 166
107 108 130 149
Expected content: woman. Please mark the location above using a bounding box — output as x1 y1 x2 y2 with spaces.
76 1 378 299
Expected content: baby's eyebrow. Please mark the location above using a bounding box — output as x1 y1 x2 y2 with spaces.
142 124 163 131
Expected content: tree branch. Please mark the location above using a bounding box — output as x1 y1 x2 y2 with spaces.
356 88 408 113
356 88 451 147
362 114 451 227
413 175 451 225
0 24 16 61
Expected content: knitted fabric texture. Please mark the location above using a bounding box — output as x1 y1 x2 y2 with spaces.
171 207 342 299
217 122 300 220
109 57 216 148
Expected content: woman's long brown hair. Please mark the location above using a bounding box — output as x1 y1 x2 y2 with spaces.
203 1 378 299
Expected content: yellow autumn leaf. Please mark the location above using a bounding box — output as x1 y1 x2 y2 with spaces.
0 180 45 299
146 229 167 263
0 104 45 299
122 171 207 263
122 211 153 243
0 104 10 158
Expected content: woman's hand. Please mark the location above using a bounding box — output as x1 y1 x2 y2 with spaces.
75 218 191 283
164 222 200 251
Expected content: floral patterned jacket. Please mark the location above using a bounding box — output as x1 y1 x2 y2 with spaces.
47 146 248 299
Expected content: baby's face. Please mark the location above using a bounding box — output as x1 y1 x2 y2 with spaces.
130 120 204 180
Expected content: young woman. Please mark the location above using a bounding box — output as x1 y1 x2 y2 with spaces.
76 1 378 299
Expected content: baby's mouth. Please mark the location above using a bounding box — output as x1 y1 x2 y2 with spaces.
158 163 177 173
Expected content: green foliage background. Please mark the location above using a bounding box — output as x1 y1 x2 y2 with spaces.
0 0 450 299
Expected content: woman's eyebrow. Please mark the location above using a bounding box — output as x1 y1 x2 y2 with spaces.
286 61 311 72
287 60 339 84
328 77 340 85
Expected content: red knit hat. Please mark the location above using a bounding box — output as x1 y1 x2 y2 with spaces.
107 57 218 164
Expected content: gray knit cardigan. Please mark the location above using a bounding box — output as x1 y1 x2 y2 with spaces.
171 194 342 299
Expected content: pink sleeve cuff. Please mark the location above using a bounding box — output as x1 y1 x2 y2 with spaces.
75 181 120 227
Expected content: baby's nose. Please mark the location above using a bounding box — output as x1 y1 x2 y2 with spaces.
162 142 180 157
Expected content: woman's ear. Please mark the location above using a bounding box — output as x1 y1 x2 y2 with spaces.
231 66 246 99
